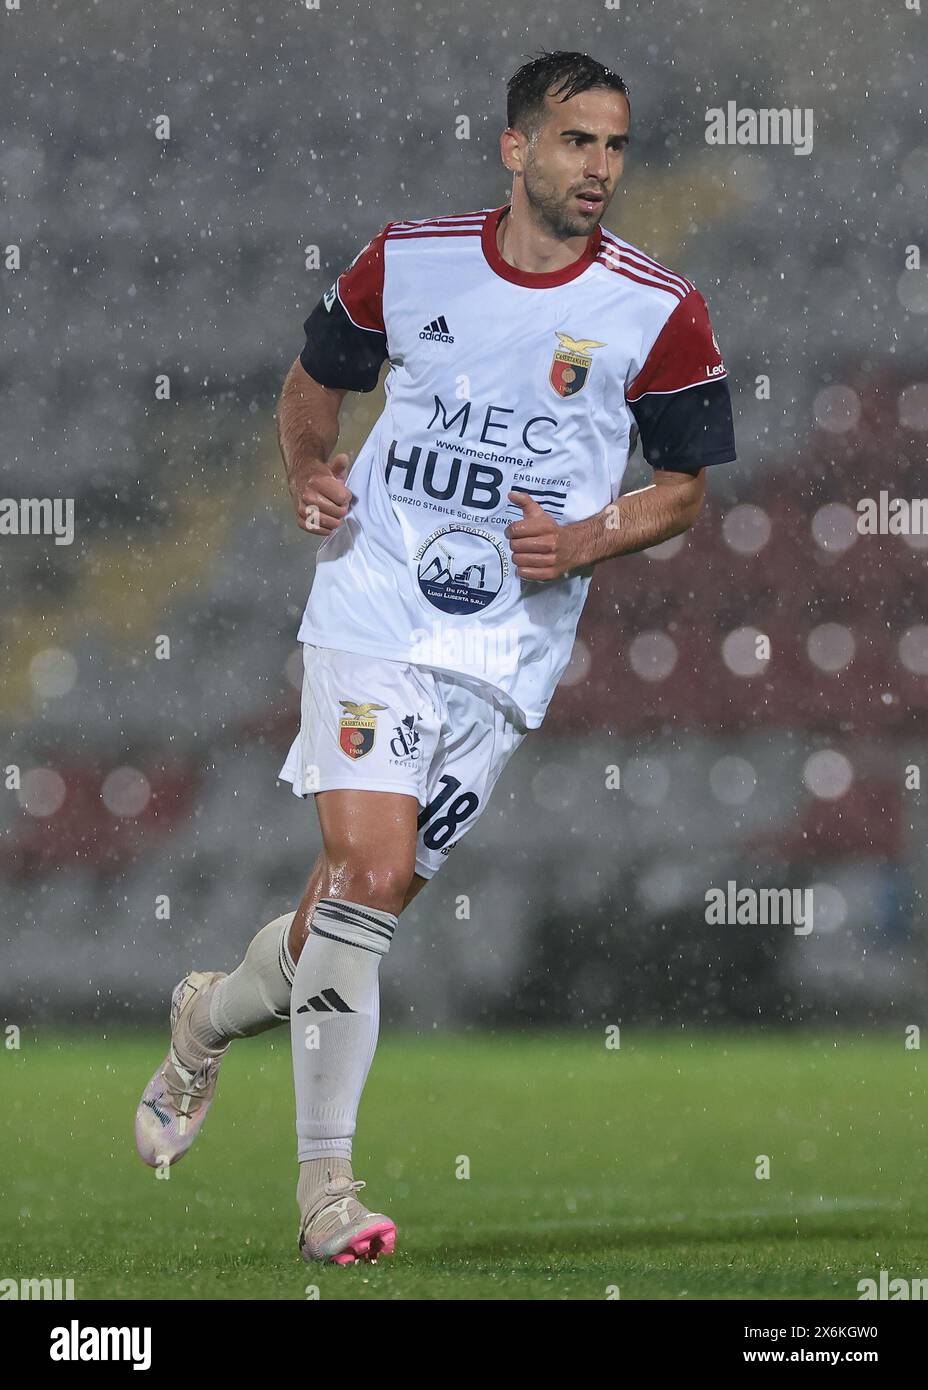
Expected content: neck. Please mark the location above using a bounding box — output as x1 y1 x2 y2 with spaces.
496 196 595 274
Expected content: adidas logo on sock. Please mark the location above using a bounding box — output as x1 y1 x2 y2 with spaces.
419 314 454 343
296 988 355 1014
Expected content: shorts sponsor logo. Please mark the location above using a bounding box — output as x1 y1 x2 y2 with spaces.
390 714 421 762
337 699 387 760
549 332 606 399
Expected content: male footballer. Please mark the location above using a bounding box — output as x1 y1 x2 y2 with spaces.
136 49 736 1265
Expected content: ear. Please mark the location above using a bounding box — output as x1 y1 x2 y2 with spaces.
500 127 525 176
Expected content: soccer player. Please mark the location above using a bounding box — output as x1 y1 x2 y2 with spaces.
135 50 736 1264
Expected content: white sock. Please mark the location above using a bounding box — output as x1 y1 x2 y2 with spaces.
290 898 396 1163
197 913 296 1045
296 1155 354 1221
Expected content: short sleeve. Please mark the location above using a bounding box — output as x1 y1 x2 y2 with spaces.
625 289 736 474
299 227 390 392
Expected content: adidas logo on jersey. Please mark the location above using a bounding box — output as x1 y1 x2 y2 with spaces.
420 314 454 343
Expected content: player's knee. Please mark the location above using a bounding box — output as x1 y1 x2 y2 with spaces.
322 859 414 917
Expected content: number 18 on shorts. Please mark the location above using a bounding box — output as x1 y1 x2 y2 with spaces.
277 644 528 879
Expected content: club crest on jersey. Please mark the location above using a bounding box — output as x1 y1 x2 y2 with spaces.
549 332 606 398
337 699 387 760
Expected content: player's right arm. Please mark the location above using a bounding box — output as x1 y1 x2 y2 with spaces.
279 225 391 536
277 363 351 535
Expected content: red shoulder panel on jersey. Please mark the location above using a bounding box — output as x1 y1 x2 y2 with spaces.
626 289 727 401
337 228 388 334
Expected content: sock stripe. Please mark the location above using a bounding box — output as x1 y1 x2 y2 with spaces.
316 918 392 944
316 899 397 931
278 929 295 986
315 902 396 939
310 924 383 955
325 918 393 943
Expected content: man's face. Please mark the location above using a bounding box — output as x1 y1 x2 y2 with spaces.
513 86 630 238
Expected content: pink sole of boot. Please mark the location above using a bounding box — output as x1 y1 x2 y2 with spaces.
329 1220 397 1265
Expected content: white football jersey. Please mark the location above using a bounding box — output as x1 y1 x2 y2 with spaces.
295 206 735 728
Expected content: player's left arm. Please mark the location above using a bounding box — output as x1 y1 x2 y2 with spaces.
506 287 736 581
507 468 705 579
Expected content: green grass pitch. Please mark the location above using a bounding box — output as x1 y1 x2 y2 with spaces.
1 1030 925 1300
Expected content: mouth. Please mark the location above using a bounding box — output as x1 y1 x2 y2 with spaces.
574 189 605 214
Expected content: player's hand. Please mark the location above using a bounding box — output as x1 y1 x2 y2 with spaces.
290 453 354 535
505 491 579 581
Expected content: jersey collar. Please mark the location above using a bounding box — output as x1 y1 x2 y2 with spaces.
481 204 603 288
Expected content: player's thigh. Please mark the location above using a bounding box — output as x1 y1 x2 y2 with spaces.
316 787 420 905
415 677 528 881
287 645 443 911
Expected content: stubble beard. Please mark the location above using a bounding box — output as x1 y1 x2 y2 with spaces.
521 155 604 241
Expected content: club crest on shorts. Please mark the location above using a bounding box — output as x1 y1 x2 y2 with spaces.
549 331 606 398
337 699 387 760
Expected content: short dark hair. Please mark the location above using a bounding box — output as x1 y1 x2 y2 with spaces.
506 50 630 136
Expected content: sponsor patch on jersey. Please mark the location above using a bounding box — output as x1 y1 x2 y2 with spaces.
706 327 726 376
337 699 387 759
323 282 338 313
549 331 607 398
414 525 508 615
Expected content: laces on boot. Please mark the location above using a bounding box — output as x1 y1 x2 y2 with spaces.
163 1052 217 1117
324 1177 366 1198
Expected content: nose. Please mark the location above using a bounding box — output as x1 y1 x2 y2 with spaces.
582 147 610 184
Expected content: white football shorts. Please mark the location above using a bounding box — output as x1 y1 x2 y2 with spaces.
277 643 529 879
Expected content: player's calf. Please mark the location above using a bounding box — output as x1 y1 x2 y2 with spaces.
202 911 296 1042
291 898 400 1262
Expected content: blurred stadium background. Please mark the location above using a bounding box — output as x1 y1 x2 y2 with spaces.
2 0 926 1031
